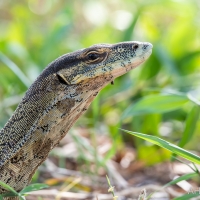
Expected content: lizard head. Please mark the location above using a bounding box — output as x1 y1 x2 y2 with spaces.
55 41 152 86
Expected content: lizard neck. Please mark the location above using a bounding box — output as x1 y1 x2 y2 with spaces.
0 74 112 192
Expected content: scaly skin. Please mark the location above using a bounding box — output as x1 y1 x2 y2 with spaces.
0 41 152 196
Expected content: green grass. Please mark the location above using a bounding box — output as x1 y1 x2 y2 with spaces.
0 182 48 200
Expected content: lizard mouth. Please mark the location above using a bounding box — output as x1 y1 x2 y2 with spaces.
108 46 153 83
142 48 152 59
139 42 153 60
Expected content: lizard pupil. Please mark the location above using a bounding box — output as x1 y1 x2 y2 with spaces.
88 53 99 60
133 44 139 50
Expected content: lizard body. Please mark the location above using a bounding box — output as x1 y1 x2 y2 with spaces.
0 41 152 195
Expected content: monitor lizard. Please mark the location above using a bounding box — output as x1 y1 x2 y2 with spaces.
0 41 152 199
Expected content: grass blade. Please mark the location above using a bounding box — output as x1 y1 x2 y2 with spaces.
122 9 141 41
0 52 31 88
172 105 200 161
121 129 200 165
163 173 198 188
121 94 188 120
154 45 179 76
147 173 198 199
173 192 200 200
179 105 200 148
0 181 18 195
19 183 49 195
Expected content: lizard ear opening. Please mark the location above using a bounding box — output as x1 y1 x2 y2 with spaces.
56 73 70 85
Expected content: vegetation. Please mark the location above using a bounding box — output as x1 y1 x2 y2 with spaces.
0 0 200 199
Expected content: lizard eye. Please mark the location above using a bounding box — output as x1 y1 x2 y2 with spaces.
133 44 139 50
84 50 108 64
87 53 99 61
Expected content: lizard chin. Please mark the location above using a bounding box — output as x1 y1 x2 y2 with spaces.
143 48 152 60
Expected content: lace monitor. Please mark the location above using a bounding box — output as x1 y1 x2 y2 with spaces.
0 41 152 198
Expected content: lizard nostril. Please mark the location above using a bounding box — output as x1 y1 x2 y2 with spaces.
133 44 139 50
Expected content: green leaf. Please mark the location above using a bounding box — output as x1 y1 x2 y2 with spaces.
122 9 141 41
0 52 31 88
0 181 18 195
172 105 200 161
148 173 198 199
121 129 200 165
154 45 179 76
0 193 25 200
138 145 171 165
173 192 200 200
178 51 200 66
19 183 49 195
163 173 198 188
0 192 25 199
121 94 188 119
179 105 200 147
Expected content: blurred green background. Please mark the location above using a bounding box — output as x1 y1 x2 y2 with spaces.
0 0 200 168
